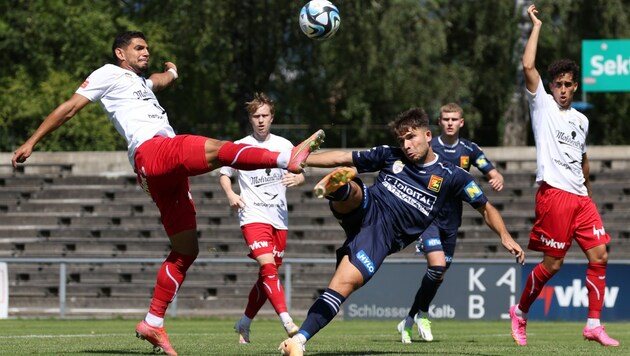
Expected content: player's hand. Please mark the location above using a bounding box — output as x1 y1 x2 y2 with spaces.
282 173 304 187
502 238 525 265
11 144 33 168
227 194 245 210
164 61 177 73
488 176 504 192
527 4 542 26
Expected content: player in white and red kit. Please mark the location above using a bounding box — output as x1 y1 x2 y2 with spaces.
509 5 618 347
219 93 301 343
11 31 325 355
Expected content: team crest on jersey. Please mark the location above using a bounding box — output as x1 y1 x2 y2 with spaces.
460 156 470 169
392 160 405 174
428 175 443 192
464 181 483 200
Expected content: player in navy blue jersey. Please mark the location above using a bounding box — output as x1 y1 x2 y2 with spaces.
397 102 505 343
278 107 525 356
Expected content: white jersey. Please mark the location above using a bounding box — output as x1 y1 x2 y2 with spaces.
526 78 589 196
75 64 176 168
219 134 294 229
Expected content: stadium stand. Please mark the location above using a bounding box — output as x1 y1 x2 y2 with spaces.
0 147 629 317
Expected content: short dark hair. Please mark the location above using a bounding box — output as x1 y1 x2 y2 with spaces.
389 107 430 137
548 59 579 82
246 92 275 117
112 31 146 62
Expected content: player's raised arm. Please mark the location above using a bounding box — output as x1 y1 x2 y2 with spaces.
149 62 178 92
522 4 543 93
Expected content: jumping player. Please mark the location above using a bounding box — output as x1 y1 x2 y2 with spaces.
11 31 325 355
278 107 525 356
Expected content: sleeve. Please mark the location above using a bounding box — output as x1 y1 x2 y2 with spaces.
352 145 390 173
470 142 496 175
75 66 117 102
219 166 236 177
146 78 154 91
452 168 488 210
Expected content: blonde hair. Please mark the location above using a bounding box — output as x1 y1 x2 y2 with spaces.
439 102 463 118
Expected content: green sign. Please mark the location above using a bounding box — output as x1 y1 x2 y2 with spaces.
582 39 630 92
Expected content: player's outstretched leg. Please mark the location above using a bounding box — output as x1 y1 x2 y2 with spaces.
313 167 357 199
583 325 620 346
509 305 527 346
287 129 326 173
135 320 178 355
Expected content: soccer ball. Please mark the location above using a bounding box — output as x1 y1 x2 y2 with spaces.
299 0 341 40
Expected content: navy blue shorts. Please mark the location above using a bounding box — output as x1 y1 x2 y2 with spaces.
331 178 417 283
414 222 457 267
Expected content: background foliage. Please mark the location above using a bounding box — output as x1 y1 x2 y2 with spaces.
1 0 628 151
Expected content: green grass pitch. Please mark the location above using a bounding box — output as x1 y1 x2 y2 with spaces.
0 318 628 355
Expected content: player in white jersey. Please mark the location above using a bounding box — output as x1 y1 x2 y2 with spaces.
219 93 302 343
11 31 325 355
509 5 618 347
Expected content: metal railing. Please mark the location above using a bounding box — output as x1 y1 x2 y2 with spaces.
0 257 341 318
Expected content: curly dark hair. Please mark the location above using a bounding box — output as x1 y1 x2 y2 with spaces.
388 107 430 137
547 59 580 81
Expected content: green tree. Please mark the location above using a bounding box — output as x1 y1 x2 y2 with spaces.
0 0 132 151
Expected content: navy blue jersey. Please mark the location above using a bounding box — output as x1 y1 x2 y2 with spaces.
432 136 495 174
352 145 488 238
431 137 496 228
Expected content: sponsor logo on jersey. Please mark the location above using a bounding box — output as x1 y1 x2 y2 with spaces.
250 171 283 188
475 154 489 168
382 174 437 216
392 160 405 174
593 225 606 240
356 250 376 276
428 175 443 192
460 156 470 169
555 130 584 151
463 181 483 200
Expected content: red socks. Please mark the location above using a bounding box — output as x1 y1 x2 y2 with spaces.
260 263 288 314
217 142 280 170
244 264 288 318
148 251 196 318
519 263 553 313
244 279 268 318
586 262 607 319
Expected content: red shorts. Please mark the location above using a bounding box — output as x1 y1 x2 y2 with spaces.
241 223 287 266
529 182 610 258
134 135 210 236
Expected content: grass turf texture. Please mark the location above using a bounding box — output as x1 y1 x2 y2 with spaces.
0 318 628 355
